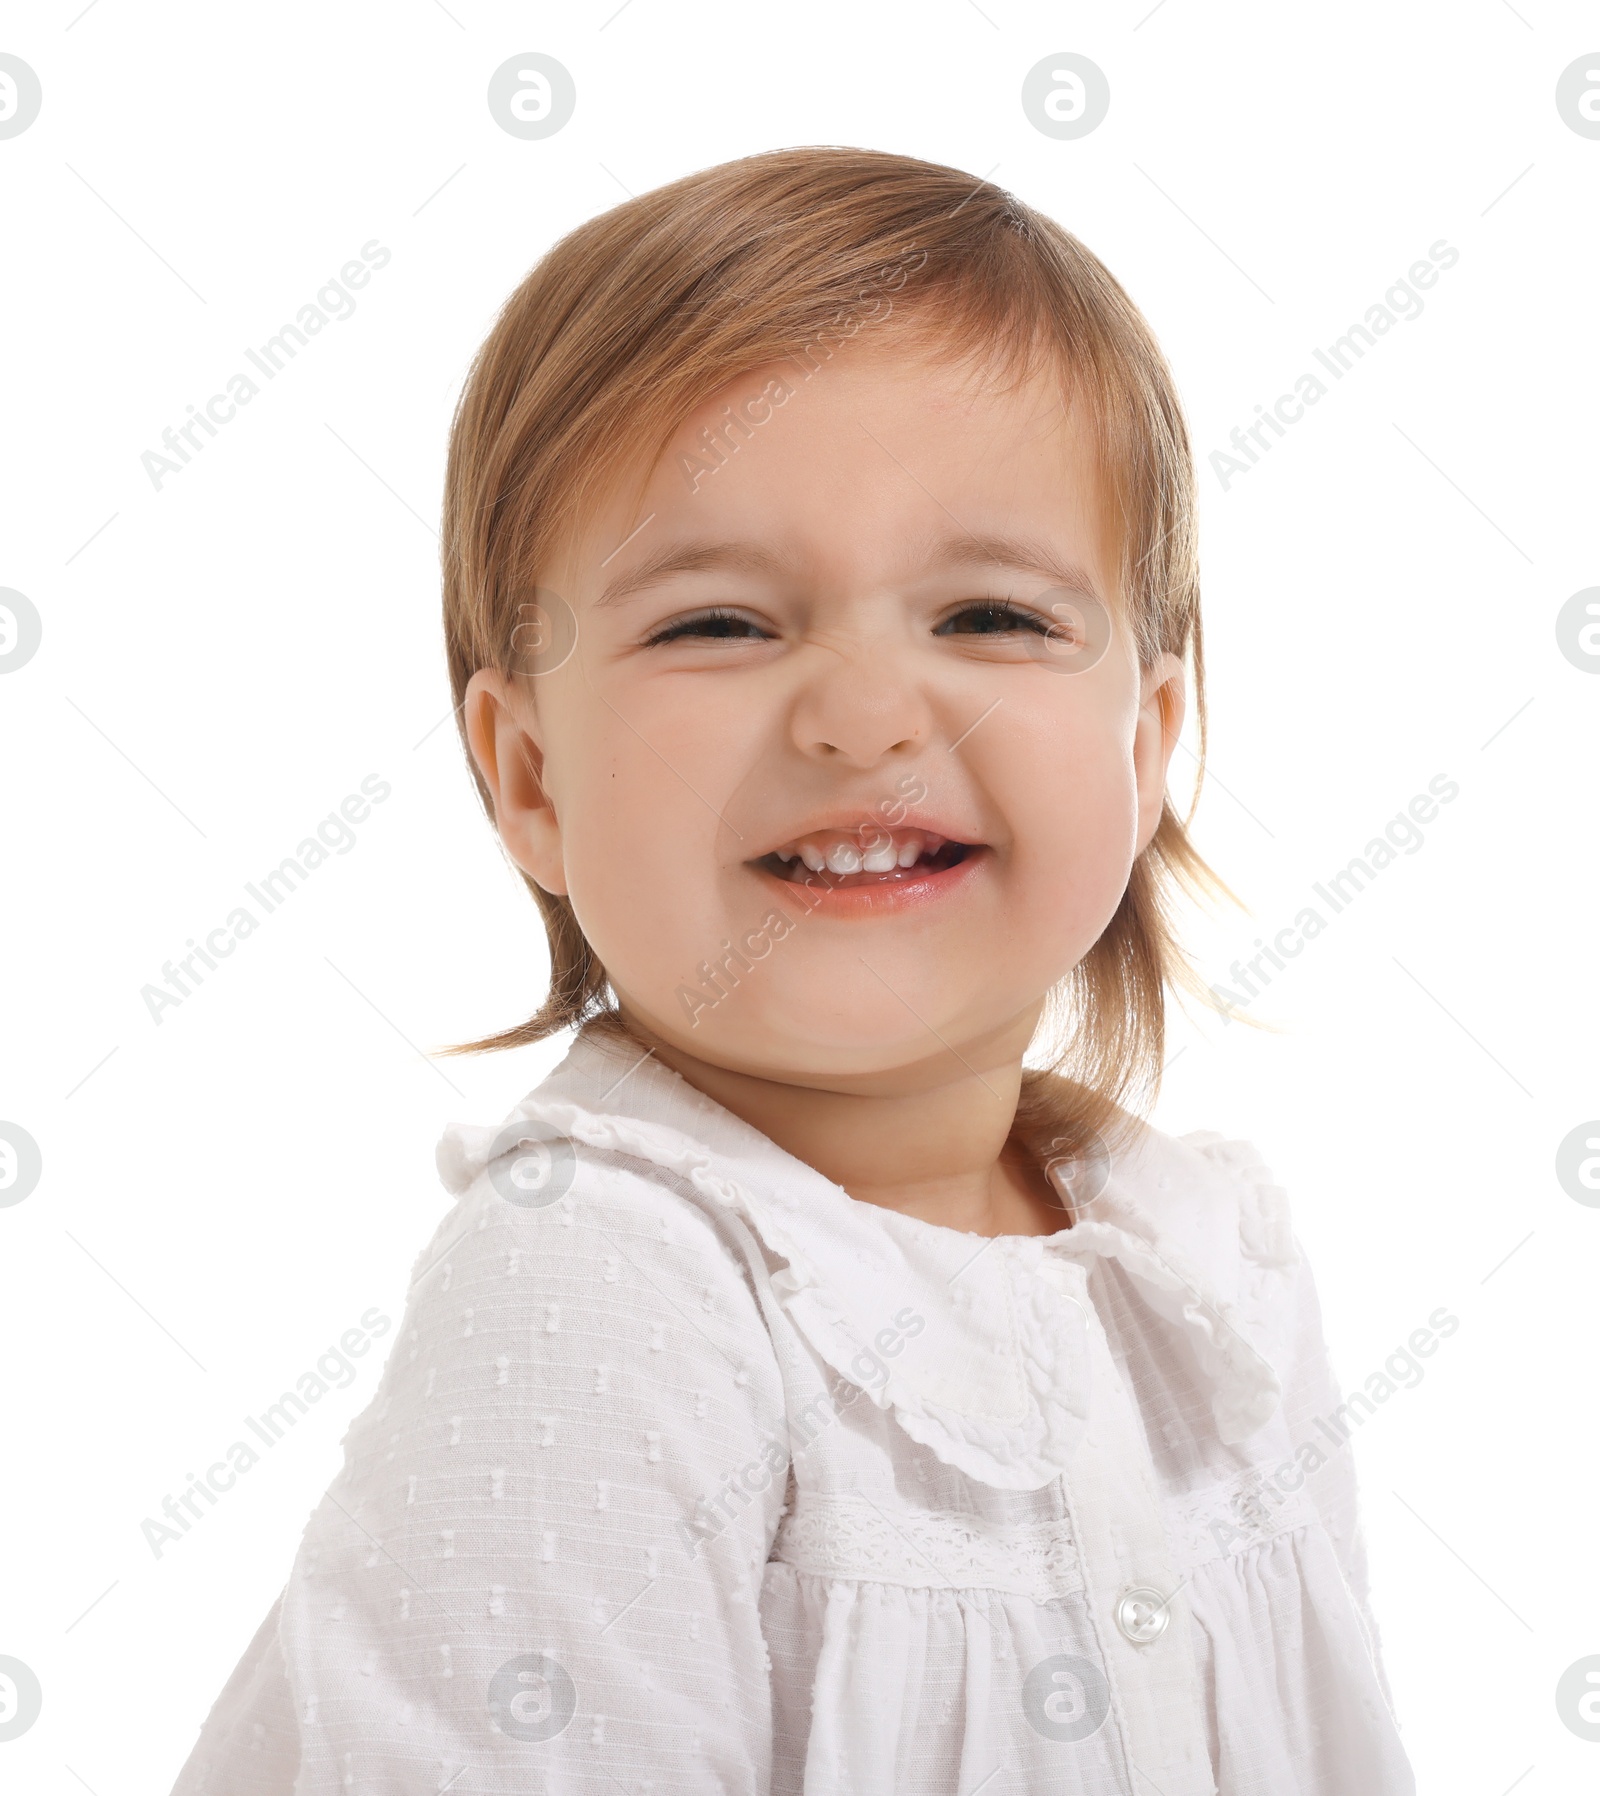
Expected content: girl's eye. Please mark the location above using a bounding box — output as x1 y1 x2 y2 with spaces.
936 600 1055 638
643 607 773 646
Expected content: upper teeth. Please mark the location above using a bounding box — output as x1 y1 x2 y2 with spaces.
773 829 947 874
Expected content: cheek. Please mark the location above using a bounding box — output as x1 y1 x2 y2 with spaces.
1028 769 1141 954
1057 745 1140 864
992 694 1141 875
1002 717 1141 972
549 710 740 994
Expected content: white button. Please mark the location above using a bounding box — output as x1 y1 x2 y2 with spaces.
1114 1586 1171 1645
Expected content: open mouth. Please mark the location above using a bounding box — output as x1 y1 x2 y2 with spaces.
752 828 977 889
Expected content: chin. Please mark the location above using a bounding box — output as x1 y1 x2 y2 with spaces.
695 987 1023 1077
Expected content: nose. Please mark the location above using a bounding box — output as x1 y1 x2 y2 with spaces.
788 637 931 768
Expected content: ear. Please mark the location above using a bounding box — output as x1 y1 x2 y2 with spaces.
1133 651 1186 855
463 668 569 895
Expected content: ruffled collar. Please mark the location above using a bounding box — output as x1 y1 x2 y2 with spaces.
435 1022 1289 1492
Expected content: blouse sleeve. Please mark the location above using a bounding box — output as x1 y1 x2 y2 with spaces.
1192 1129 1401 1707
1274 1240 1398 1707
168 1152 791 1794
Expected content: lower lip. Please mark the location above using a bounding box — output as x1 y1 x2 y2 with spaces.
748 847 988 916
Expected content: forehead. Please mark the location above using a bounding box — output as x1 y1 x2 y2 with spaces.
557 334 1115 600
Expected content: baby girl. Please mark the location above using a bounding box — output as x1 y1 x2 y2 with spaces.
172 146 1414 1794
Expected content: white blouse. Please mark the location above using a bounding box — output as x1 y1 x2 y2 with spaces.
171 1023 1415 1794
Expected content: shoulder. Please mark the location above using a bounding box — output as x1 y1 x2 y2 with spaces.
1091 1123 1313 1406
1170 1129 1300 1273
1105 1119 1301 1296
1018 1073 1299 1290
327 1115 786 1497
383 1113 784 1392
1150 1128 1331 1406
422 1117 743 1272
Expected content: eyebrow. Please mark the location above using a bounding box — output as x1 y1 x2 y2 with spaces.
911 530 1104 599
595 540 791 608
594 529 1103 609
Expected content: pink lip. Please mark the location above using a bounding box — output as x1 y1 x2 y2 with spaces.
749 843 989 916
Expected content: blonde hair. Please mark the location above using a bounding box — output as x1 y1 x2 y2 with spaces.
439 145 1234 1158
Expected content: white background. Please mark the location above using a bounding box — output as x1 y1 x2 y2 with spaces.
2 1 1596 1790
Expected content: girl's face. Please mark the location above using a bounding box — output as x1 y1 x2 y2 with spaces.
468 335 1184 1085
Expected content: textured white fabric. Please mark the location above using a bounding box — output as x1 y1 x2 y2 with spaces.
170 1023 1415 1794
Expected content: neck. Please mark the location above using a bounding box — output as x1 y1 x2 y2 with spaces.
612 1004 1069 1238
